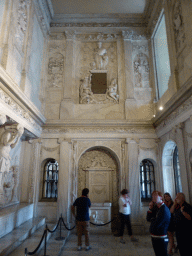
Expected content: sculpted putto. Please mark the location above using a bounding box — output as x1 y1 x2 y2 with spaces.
79 75 96 104
106 78 119 102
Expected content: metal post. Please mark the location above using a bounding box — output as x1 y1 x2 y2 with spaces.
55 217 65 241
44 226 47 256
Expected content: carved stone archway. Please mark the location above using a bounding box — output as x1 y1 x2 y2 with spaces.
77 147 119 206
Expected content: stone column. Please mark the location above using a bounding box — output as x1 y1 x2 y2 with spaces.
116 36 125 103
60 31 76 119
126 138 141 224
176 123 190 202
57 138 72 223
122 31 137 119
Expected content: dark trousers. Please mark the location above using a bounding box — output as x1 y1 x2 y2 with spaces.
176 231 191 256
119 213 133 237
151 237 169 256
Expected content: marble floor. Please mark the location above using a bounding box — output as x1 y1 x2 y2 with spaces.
7 226 180 256
41 227 179 256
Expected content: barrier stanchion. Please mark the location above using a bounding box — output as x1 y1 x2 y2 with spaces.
55 217 65 241
42 225 48 256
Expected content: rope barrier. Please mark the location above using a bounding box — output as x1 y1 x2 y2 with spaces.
24 214 116 255
90 217 116 226
46 217 61 233
61 217 76 231
26 229 47 255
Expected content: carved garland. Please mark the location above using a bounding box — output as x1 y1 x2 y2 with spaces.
139 145 157 151
41 145 60 152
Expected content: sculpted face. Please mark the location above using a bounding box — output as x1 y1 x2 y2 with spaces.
98 42 102 48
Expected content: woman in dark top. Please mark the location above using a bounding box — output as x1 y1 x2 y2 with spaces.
164 193 176 256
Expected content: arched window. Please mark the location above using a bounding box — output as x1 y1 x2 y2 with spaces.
140 159 155 202
42 159 59 200
173 146 182 193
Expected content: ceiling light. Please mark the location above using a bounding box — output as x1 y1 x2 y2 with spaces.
159 106 163 111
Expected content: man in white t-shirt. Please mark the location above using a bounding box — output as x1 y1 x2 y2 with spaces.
119 189 138 244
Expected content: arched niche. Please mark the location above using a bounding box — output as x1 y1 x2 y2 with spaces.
162 140 179 199
77 146 120 207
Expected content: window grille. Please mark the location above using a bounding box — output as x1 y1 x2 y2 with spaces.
173 146 182 193
42 159 59 200
140 159 155 201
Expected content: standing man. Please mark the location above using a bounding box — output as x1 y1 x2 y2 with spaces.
118 189 138 243
170 193 192 256
72 188 91 251
147 191 171 256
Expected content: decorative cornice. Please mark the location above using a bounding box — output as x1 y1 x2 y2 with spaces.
50 22 146 28
33 0 54 36
42 120 155 135
153 75 192 128
0 66 45 137
122 30 147 40
50 13 147 28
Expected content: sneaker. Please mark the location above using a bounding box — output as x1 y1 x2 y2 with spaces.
131 237 138 242
77 246 82 251
120 239 125 244
85 246 91 251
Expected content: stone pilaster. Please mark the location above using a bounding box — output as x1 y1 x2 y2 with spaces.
60 31 76 119
122 31 137 119
30 139 42 217
126 138 141 223
175 123 190 201
57 138 72 222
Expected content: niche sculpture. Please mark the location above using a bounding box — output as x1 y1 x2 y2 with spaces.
94 42 108 70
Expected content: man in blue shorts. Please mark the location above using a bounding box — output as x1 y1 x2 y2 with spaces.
72 188 91 251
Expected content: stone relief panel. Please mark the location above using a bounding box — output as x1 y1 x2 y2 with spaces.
132 42 152 104
173 0 186 53
0 125 24 207
15 0 29 50
133 53 150 88
77 40 118 104
48 53 64 88
78 149 118 205
47 38 65 88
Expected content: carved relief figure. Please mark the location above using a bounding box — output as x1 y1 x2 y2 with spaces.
0 125 24 174
0 114 6 125
134 53 149 88
173 0 185 52
79 75 96 104
106 78 119 102
94 42 108 70
0 125 24 205
48 53 64 87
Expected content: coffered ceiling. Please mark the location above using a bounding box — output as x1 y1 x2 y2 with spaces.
51 0 146 14
49 0 155 27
